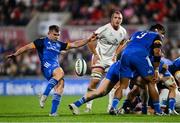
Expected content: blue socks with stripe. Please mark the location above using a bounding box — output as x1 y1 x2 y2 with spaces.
50 93 61 114
74 97 86 107
112 98 120 109
43 78 58 96
169 98 176 111
153 101 162 113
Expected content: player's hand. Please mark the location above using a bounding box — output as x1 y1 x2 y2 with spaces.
112 54 117 62
88 33 98 42
158 73 163 80
153 69 159 82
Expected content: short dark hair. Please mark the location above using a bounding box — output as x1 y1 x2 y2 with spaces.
111 10 121 18
49 25 60 32
149 23 165 34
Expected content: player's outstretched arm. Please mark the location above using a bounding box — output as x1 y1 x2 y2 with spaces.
6 42 35 60
66 33 97 50
87 33 98 55
112 39 129 61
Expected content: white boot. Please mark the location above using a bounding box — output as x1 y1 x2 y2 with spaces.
39 94 47 108
84 100 93 113
107 88 116 112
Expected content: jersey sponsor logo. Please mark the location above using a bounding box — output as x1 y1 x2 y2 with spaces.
104 39 119 45
46 42 60 52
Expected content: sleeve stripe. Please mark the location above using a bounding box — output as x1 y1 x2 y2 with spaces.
154 40 162 44
66 43 70 49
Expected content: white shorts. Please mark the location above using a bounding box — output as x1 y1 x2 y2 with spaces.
159 88 180 112
92 54 114 72
175 89 180 112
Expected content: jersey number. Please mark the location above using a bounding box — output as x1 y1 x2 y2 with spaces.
136 32 147 39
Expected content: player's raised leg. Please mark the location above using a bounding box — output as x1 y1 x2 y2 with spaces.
49 78 64 116
69 78 116 115
40 67 64 108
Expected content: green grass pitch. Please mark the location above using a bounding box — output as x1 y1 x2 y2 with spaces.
0 95 179 122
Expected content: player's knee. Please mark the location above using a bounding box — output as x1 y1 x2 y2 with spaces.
98 90 106 97
175 71 180 81
87 88 95 92
144 76 154 84
91 71 103 81
164 76 176 87
88 79 101 89
53 68 64 81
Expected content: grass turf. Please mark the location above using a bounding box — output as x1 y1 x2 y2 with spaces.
0 95 179 122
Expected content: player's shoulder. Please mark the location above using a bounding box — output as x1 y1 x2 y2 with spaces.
95 23 109 34
161 57 173 65
174 57 180 62
119 25 126 31
118 25 127 35
99 23 110 29
174 57 180 64
35 37 46 41
148 31 159 36
57 40 67 44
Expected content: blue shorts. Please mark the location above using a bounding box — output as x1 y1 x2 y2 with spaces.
41 65 59 80
120 51 154 78
106 61 120 83
133 60 172 78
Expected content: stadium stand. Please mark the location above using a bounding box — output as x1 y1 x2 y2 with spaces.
0 0 180 76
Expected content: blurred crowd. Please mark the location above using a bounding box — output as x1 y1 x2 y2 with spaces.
0 37 180 77
0 41 92 77
0 0 180 77
0 0 180 26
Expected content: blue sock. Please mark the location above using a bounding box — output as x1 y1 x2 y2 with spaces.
50 93 61 114
74 97 86 107
112 98 120 109
169 98 176 110
153 101 162 113
141 103 147 114
43 78 58 96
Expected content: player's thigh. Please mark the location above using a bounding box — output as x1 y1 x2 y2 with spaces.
97 78 116 95
175 91 180 112
106 62 120 84
159 89 169 106
133 56 154 78
88 67 104 88
120 55 134 78
163 76 177 89
174 70 180 86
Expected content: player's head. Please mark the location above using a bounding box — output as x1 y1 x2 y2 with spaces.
149 23 166 38
48 25 60 41
111 10 123 30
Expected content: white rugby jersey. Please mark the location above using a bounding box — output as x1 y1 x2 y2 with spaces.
95 23 127 61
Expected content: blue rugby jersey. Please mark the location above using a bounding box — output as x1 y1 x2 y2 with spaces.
122 31 162 57
169 57 180 75
33 37 67 68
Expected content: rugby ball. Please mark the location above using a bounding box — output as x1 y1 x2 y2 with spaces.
75 58 87 76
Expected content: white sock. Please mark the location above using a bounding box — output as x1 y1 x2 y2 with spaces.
108 88 116 109
86 100 93 109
